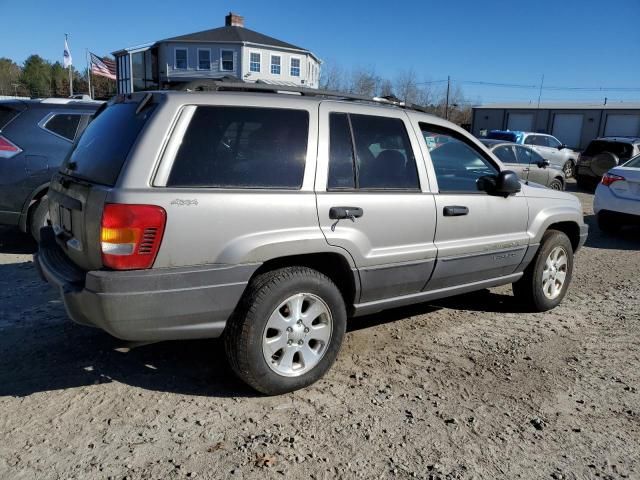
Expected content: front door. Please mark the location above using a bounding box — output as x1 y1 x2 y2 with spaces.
315 102 437 303
514 145 550 185
417 122 530 290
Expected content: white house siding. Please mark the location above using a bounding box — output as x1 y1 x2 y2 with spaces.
159 42 242 81
240 45 319 88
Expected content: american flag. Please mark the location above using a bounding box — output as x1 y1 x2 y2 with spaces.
90 52 116 80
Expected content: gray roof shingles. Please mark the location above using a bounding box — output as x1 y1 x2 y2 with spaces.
160 25 306 51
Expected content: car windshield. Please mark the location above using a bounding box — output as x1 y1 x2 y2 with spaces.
583 140 634 160
623 155 640 168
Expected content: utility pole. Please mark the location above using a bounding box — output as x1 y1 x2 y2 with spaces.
445 75 450 120
535 74 544 131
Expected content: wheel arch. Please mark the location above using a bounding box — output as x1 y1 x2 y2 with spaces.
546 221 581 252
250 252 360 314
19 182 49 232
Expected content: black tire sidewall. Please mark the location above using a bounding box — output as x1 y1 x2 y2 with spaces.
228 268 347 395
528 231 574 311
549 179 563 190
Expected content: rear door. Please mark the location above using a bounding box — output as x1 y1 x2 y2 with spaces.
316 102 437 303
416 122 529 289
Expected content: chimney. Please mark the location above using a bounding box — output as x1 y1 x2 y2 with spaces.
225 12 244 27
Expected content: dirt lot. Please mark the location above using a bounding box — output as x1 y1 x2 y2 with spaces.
0 182 638 480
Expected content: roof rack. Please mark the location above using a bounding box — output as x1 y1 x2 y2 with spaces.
178 79 431 114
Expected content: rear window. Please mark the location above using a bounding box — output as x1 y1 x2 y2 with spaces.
0 105 21 129
61 101 156 186
167 106 309 189
583 140 634 160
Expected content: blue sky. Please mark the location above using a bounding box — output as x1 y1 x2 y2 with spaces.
2 0 639 104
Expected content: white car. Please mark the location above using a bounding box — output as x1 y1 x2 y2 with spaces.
594 155 640 233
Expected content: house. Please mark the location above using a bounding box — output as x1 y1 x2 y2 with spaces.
471 102 640 150
112 13 321 94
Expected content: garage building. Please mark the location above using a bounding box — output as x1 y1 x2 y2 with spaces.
471 103 640 150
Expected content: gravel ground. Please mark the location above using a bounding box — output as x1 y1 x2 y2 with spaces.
1 181 638 480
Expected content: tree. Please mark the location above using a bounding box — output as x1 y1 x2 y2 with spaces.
348 66 380 97
50 61 69 96
319 60 344 91
0 58 22 96
21 55 52 97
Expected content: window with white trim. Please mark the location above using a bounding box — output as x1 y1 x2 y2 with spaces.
220 50 234 71
249 52 261 73
175 48 187 69
270 55 281 75
197 49 211 70
290 57 301 77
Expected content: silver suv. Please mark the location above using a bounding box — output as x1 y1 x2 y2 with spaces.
36 86 588 395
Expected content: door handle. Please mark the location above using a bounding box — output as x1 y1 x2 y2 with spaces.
443 205 469 217
329 206 363 221
522 167 530 172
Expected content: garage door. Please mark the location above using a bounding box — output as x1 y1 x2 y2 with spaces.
552 114 583 149
604 114 640 137
507 113 534 131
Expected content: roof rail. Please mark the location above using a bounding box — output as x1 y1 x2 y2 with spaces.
178 79 431 114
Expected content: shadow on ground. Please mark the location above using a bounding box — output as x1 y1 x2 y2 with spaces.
0 227 37 254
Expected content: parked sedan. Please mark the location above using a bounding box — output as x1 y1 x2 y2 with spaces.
480 139 565 190
486 130 578 177
593 155 640 233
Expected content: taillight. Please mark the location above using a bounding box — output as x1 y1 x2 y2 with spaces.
100 204 166 270
0 135 22 158
601 173 625 187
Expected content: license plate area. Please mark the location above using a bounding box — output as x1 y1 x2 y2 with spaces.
59 206 73 234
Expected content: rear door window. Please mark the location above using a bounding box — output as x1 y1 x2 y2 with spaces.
493 145 517 164
167 106 309 189
42 113 82 141
61 101 157 186
0 105 22 129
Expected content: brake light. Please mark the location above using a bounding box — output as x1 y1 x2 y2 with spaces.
601 173 625 187
0 135 22 158
100 204 166 270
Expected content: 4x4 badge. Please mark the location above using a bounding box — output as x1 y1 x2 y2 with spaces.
171 199 199 207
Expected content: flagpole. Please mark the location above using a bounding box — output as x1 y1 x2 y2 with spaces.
86 49 92 99
65 33 73 97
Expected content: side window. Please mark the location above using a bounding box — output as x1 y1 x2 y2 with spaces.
290 58 301 77
167 107 309 189
43 113 82 141
327 113 420 190
328 113 355 189
421 125 498 193
493 145 517 164
271 55 281 74
198 49 211 70
515 146 543 165
546 136 561 148
220 50 234 71
524 135 536 145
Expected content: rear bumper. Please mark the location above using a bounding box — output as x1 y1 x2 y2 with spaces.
35 228 258 341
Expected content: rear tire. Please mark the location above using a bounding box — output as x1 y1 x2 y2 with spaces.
512 230 574 312
597 211 621 234
549 178 564 191
29 196 49 243
224 266 347 395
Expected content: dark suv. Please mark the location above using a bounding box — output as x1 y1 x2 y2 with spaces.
0 99 100 240
576 137 640 189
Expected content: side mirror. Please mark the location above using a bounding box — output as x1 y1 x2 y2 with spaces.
557 144 566 150
478 170 521 197
537 159 550 168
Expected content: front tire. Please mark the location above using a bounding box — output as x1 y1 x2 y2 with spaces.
512 230 574 312
563 160 575 178
224 266 347 395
